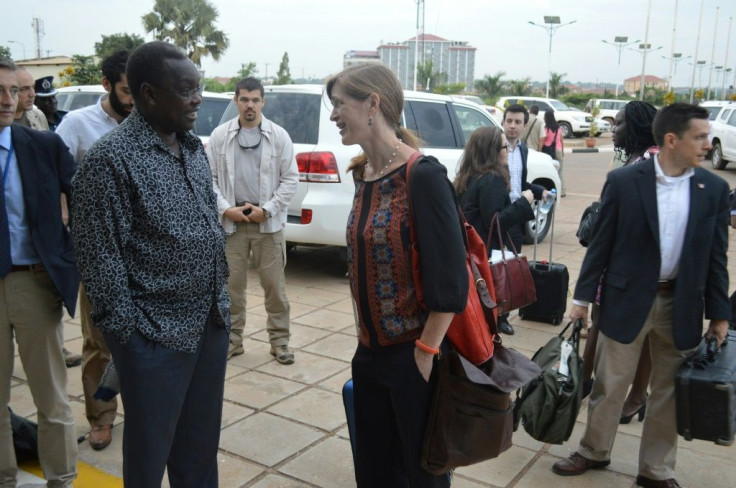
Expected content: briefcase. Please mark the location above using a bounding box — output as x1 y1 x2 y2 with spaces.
675 330 736 446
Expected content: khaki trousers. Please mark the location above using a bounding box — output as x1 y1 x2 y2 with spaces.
79 284 117 427
225 224 290 347
0 269 78 488
578 289 695 480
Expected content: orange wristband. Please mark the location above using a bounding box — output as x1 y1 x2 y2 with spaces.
415 339 440 356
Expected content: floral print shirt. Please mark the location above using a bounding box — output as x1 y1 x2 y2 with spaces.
71 110 230 353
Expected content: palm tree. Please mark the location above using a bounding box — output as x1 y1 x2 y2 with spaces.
548 72 568 99
416 60 447 92
475 71 506 101
509 78 532 96
142 0 229 67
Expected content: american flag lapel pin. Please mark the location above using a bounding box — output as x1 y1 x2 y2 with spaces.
697 183 705 189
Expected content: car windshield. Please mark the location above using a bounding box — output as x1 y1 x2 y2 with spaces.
549 100 571 111
220 92 321 145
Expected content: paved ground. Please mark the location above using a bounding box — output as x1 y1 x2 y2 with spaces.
12 148 736 487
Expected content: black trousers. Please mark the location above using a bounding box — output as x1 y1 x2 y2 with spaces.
104 310 228 488
351 343 451 488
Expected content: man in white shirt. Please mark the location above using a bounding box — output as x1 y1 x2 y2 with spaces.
207 77 299 364
553 103 730 488
56 49 133 451
500 104 548 335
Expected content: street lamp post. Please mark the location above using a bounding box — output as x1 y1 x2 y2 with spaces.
661 53 691 88
602 36 640 96
628 43 662 98
7 40 25 60
528 16 577 98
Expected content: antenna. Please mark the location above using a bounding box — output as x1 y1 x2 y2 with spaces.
31 17 45 59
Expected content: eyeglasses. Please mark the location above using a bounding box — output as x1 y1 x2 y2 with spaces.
0 86 20 99
164 83 205 100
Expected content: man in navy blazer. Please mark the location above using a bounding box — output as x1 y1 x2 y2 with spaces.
553 103 730 488
0 58 79 488
500 103 549 335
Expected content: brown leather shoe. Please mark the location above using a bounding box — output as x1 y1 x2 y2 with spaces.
636 475 681 488
89 424 112 450
552 452 611 476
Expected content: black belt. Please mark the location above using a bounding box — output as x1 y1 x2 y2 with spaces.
658 280 676 292
9 263 44 273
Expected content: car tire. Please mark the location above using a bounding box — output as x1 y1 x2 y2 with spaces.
560 122 573 139
522 202 553 245
712 142 728 170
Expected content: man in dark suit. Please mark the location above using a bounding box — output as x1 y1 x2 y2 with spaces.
553 103 730 488
0 58 79 487
500 103 549 334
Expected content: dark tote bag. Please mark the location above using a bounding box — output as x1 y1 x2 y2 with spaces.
488 214 537 315
420 342 541 474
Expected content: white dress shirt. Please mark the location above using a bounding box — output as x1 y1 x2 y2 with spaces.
507 141 523 202
654 155 693 280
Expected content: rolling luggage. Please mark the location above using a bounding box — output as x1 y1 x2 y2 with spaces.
342 379 358 465
518 198 569 325
675 330 736 446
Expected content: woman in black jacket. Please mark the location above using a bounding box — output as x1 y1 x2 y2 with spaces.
455 126 534 253
454 126 534 335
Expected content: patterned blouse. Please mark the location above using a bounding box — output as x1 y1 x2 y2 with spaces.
71 110 230 353
347 156 468 349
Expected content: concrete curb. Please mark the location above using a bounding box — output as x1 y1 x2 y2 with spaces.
572 148 599 153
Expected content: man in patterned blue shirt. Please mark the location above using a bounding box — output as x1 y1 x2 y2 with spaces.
70 42 230 488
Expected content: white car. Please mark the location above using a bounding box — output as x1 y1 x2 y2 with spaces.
707 102 736 170
454 94 503 122
54 86 231 145
218 85 562 248
584 99 629 126
496 96 592 138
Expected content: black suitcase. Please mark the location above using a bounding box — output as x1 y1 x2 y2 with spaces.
518 199 569 325
675 330 736 446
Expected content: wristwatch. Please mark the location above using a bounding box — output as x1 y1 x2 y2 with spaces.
262 208 272 220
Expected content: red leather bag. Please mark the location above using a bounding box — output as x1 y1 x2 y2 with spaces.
488 214 537 315
407 155 498 365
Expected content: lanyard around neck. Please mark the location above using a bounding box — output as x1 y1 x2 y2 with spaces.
2 145 14 188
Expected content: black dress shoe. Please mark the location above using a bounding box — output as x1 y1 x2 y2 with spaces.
636 475 681 487
498 318 514 335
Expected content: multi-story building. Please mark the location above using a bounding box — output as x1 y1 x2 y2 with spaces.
377 34 476 91
623 75 667 94
343 50 381 69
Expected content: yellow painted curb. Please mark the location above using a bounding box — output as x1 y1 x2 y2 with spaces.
21 461 122 487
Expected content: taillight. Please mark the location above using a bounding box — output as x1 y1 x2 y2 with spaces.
296 152 341 183
301 209 313 224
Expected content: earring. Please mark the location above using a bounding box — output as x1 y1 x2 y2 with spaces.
368 118 372 127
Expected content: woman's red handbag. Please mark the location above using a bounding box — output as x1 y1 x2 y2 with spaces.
407 156 498 365
487 214 537 315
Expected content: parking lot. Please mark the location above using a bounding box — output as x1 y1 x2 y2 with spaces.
13 148 736 488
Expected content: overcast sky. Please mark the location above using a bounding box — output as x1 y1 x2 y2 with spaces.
7 0 736 90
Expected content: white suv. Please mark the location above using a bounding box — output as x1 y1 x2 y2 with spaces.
584 99 629 125
218 85 562 248
496 96 592 138
707 102 736 170
54 86 231 144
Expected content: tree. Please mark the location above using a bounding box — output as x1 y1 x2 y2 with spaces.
508 78 532 96
142 0 229 67
475 71 506 101
274 52 292 85
237 62 258 79
95 33 145 59
65 55 101 85
0 46 11 59
416 60 447 92
548 72 568 99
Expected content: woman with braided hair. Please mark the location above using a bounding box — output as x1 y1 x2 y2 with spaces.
582 101 657 425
